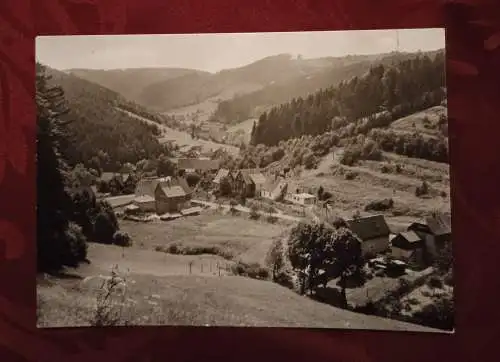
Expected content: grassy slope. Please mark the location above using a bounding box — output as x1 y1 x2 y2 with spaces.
37 243 437 331
390 105 447 138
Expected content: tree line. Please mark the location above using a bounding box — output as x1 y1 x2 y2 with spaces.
37 64 130 273
251 52 446 147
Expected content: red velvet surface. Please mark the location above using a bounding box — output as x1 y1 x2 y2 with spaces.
1 0 499 361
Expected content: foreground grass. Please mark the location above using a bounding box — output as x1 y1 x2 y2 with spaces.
37 272 438 331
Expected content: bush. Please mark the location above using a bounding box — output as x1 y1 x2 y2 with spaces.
113 231 132 247
415 181 430 197
365 198 394 212
249 204 260 220
267 215 278 224
185 173 201 187
94 211 119 244
345 171 358 180
231 261 270 280
427 276 443 289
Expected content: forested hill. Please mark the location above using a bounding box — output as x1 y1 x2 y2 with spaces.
44 66 168 172
251 51 446 147
212 50 444 124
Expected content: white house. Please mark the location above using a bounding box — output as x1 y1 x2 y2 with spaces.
285 192 317 206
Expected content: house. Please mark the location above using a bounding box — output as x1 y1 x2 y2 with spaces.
285 193 317 206
134 176 192 213
248 172 267 195
178 158 219 173
261 178 288 201
407 213 451 258
232 169 265 198
346 214 391 257
213 168 230 185
154 181 190 214
390 231 425 266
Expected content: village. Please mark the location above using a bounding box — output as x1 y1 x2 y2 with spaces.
88 154 451 287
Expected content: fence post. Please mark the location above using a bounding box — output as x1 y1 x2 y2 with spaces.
201 263 203 273
217 262 220 277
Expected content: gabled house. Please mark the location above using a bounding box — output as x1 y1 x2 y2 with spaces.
134 176 192 213
407 213 451 258
248 172 267 195
390 231 425 266
213 168 230 185
261 178 288 201
286 193 317 206
346 215 391 257
232 169 265 198
154 181 189 214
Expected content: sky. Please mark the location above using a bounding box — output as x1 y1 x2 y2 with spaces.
36 28 445 73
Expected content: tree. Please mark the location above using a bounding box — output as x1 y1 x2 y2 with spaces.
219 176 233 196
286 222 363 307
36 63 88 272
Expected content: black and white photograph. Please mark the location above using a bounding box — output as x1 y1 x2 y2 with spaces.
36 29 453 332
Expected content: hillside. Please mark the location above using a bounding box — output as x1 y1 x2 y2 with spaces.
67 67 208 103
251 51 446 149
37 242 437 331
44 66 169 171
212 50 445 124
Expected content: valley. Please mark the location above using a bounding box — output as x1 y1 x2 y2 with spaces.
37 44 453 332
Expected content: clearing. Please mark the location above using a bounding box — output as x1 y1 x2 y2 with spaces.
120 212 289 265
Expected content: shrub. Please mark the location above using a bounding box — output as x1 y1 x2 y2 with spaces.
113 231 132 247
380 165 391 173
427 276 443 289
231 261 270 280
395 164 402 173
267 215 278 224
415 181 430 197
249 204 260 220
364 198 394 212
345 171 358 180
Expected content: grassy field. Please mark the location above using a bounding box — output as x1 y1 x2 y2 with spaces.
37 268 438 331
390 105 447 138
120 212 290 265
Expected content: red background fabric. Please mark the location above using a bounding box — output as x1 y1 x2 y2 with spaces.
1 0 499 361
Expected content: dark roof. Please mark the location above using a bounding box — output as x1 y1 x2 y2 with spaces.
425 214 451 236
398 231 422 244
346 215 391 241
178 158 219 171
160 185 186 198
175 177 192 195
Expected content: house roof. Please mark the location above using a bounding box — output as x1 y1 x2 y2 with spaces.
134 195 155 203
181 207 202 216
100 172 115 182
346 215 391 241
135 179 158 197
175 177 192 194
213 169 230 183
399 231 422 244
248 172 267 185
160 185 186 198
425 214 451 236
178 158 219 171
